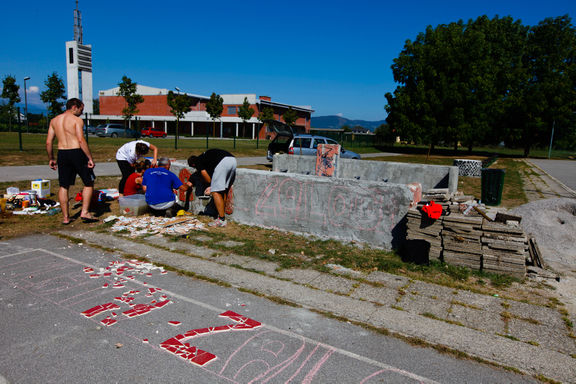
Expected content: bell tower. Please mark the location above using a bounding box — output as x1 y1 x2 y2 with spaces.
66 0 93 113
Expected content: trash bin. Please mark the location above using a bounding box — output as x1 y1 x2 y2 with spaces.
481 168 505 206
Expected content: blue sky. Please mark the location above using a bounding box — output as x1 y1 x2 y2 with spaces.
1 0 575 121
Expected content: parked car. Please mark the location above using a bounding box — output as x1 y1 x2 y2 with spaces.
84 125 96 135
141 127 167 138
266 120 361 161
95 123 141 138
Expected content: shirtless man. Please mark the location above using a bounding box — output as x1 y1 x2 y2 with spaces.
46 98 97 224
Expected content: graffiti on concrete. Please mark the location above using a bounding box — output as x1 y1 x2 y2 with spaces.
255 177 400 233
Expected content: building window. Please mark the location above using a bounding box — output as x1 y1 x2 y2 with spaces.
69 48 74 64
227 106 237 115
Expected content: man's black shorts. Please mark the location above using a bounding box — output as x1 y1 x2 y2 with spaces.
57 148 96 188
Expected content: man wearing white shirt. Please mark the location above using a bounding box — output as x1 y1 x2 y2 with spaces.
116 140 158 195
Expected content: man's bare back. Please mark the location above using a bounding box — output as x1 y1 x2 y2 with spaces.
49 111 84 150
46 101 94 170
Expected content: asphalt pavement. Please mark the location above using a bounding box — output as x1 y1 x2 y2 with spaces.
0 235 538 384
528 159 576 192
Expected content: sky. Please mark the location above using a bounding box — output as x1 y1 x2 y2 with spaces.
1 0 575 121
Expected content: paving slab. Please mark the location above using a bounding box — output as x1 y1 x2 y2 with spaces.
270 268 322 285
364 270 410 289
350 284 398 307
307 273 357 295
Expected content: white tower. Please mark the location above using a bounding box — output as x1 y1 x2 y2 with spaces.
66 1 93 113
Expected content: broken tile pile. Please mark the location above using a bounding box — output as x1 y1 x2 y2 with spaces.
81 259 171 327
110 216 204 237
406 190 528 278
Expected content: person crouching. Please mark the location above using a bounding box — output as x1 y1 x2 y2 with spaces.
142 157 192 217
187 149 236 227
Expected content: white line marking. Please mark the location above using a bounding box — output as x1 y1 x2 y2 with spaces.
0 249 37 260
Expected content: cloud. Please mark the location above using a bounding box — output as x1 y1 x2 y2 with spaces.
336 113 343 117
28 86 39 93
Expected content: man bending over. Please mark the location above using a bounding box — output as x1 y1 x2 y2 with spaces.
187 149 236 227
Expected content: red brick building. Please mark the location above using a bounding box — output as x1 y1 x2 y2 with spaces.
95 85 313 139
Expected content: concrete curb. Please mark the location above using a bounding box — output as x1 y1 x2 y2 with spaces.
60 230 576 383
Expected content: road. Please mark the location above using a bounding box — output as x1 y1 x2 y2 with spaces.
528 159 576 193
0 235 536 383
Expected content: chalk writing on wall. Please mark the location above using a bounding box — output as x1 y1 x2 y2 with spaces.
254 177 400 233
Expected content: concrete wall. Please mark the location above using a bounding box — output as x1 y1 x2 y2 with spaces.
171 162 413 249
272 154 459 193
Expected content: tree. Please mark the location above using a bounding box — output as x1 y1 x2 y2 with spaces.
258 106 274 121
206 92 223 137
117 76 144 129
237 97 254 137
517 15 576 156
374 123 396 144
40 72 66 119
282 108 298 127
1 75 21 132
385 15 576 156
167 91 193 149
258 107 275 139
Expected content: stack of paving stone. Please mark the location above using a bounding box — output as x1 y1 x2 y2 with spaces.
405 210 443 260
481 221 527 278
442 215 484 270
405 204 528 277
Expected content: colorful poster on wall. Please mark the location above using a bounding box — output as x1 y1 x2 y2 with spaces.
315 144 340 177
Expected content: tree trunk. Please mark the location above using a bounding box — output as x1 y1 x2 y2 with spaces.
523 144 530 158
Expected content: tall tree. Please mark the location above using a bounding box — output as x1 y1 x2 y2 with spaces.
258 106 274 121
117 76 144 129
1 75 21 132
206 92 223 137
40 72 66 119
237 97 254 137
518 15 576 156
258 106 275 138
167 91 193 149
282 108 298 127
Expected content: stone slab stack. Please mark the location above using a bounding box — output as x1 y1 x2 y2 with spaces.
405 207 528 277
406 210 443 260
442 215 483 270
481 221 527 278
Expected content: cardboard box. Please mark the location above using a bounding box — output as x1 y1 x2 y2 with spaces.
31 179 51 198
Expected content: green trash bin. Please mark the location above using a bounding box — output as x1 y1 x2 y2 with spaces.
481 168 505 206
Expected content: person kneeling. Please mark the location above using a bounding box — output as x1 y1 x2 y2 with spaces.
142 158 192 217
123 159 151 196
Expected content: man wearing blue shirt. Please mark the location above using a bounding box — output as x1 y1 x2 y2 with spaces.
142 158 192 216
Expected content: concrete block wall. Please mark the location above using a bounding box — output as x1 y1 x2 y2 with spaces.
171 162 413 249
272 154 459 193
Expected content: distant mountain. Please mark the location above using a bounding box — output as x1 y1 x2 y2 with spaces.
311 115 386 132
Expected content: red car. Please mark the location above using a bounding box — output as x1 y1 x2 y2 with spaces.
141 127 167 138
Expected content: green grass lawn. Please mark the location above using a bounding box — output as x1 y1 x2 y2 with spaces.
0 133 272 166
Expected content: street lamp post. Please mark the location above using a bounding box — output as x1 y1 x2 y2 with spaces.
24 76 30 133
174 87 181 150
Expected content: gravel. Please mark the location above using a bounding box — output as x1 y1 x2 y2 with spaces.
511 198 576 268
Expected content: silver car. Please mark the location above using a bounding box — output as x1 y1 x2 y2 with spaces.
266 119 361 161
95 123 141 138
